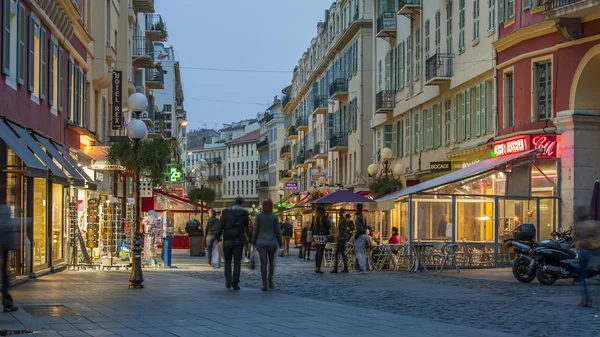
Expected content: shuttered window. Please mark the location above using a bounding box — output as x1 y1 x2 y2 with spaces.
2 0 10 75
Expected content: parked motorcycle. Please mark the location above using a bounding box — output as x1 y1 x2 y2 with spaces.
532 227 580 285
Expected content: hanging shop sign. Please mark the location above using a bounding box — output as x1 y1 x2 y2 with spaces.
285 182 298 191
491 135 558 158
111 71 123 130
310 168 328 182
95 172 104 182
430 161 451 172
382 12 397 30
169 167 182 182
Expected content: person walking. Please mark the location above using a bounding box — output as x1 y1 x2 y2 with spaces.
573 206 600 308
331 208 349 273
312 205 330 274
300 222 312 260
281 220 293 256
252 199 283 291
205 210 219 266
215 197 249 290
354 203 368 274
346 214 355 238
0 202 18 312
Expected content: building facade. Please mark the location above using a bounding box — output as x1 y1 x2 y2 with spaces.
257 97 285 204
282 0 375 196
224 130 260 206
187 143 226 205
186 128 220 150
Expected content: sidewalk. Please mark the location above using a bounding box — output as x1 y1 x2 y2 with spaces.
0 267 522 337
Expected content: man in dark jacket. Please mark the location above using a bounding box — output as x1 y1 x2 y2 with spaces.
215 197 249 290
300 223 311 260
332 208 349 273
0 202 18 312
281 221 293 256
311 204 330 274
354 203 368 274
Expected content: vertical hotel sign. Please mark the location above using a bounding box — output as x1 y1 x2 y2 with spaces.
112 71 122 130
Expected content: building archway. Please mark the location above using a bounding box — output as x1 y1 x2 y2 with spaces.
570 44 600 111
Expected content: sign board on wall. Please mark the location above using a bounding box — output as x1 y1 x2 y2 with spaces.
310 168 328 182
284 182 298 191
430 161 451 172
491 135 558 158
382 12 396 30
111 71 123 130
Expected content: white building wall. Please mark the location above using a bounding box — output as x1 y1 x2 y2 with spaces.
226 141 259 200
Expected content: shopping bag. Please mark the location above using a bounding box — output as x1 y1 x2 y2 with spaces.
306 230 313 243
211 244 221 269
249 250 258 270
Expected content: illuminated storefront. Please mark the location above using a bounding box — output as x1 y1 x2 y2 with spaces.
377 135 560 267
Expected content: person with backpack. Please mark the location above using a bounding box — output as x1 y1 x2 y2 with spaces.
216 197 249 290
354 203 368 274
311 204 330 274
252 199 283 291
331 208 349 273
281 220 293 256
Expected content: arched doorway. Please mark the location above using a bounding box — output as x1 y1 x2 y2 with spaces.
570 44 600 111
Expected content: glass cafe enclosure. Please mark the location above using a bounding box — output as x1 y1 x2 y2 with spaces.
386 153 559 268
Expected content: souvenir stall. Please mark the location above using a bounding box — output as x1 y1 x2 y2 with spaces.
142 211 163 267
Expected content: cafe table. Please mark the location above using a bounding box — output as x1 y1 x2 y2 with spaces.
411 243 434 272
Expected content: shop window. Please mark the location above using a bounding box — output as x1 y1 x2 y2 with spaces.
504 71 514 128
52 184 64 262
413 197 452 241
33 178 47 267
534 61 552 121
456 196 494 242
6 165 25 277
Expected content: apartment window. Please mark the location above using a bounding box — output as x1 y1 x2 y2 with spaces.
164 104 172 112
40 27 47 101
475 82 488 136
399 41 405 89
534 61 552 121
413 112 419 153
415 28 420 81
446 2 453 54
383 124 393 150
459 0 465 51
444 99 452 145
27 14 41 97
499 0 515 23
435 11 441 54
57 46 63 111
426 107 433 150
1 0 10 76
404 116 411 156
49 38 58 109
465 88 472 139
488 0 496 33
473 0 480 42
454 94 460 142
424 20 430 61
406 37 411 85
504 72 514 128
435 103 442 148
523 0 531 9
378 60 382 90
397 120 404 158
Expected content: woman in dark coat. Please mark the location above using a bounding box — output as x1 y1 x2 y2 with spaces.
311 204 330 274
205 210 219 266
252 199 283 291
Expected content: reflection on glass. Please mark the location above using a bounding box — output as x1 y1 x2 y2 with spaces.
33 178 47 267
431 171 498 196
413 197 452 241
398 202 408 242
6 163 24 276
539 198 556 240
52 184 63 261
456 197 494 242
498 199 538 241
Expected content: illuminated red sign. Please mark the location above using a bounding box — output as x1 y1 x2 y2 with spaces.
493 137 530 157
491 135 558 158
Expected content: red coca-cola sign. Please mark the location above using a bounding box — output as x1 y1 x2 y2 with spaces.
491 135 558 158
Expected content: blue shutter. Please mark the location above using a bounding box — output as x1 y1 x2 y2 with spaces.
2 0 9 75
40 28 46 100
27 15 34 92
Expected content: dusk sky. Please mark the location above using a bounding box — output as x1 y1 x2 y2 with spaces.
154 0 333 131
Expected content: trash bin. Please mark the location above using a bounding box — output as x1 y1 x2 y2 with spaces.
186 220 205 256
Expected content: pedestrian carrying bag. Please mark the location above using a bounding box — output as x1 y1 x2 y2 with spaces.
306 230 313 243
211 244 221 269
249 250 258 270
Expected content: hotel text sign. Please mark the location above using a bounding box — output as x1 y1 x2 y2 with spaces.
492 135 558 158
112 71 123 130
430 161 451 172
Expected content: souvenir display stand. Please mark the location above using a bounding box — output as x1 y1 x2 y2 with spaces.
142 211 163 267
100 198 123 270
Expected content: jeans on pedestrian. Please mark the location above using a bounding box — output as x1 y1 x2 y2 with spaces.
222 239 244 287
355 234 368 272
315 244 326 271
206 235 216 265
333 240 348 271
257 245 276 286
578 249 600 300
1 249 14 308
282 236 291 255
303 243 311 259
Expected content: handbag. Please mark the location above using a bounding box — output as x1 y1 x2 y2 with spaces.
211 244 221 269
249 250 258 270
306 230 313 243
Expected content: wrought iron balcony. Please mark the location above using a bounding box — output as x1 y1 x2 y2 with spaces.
282 95 294 111
329 78 348 100
257 138 269 151
287 127 298 140
312 95 328 115
206 157 222 166
279 170 292 180
257 180 269 188
132 0 155 13
132 36 155 68
145 14 167 41
376 91 395 113
376 13 397 38
425 53 454 86
280 144 291 157
264 113 274 124
296 154 306 166
145 68 164 90
207 175 223 182
329 134 348 152
544 0 598 19
398 0 421 15
295 115 308 132
312 142 328 159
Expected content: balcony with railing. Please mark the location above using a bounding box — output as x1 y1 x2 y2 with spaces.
376 91 395 113
296 153 307 168
312 95 329 115
257 179 269 189
398 0 421 15
376 12 397 38
132 36 155 68
132 0 155 13
425 53 454 86
544 0 599 19
280 144 291 158
145 14 167 41
295 115 308 132
282 95 294 112
329 78 348 101
287 127 298 141
257 138 269 151
207 175 223 182
311 141 329 160
145 68 164 89
279 170 292 181
263 113 274 124
329 133 348 152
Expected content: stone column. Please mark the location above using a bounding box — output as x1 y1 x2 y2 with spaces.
553 110 600 227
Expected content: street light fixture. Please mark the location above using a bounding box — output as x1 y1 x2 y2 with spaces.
127 93 149 290
368 147 403 181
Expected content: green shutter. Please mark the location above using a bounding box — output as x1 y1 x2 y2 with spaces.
400 41 404 88
58 47 63 111
2 0 9 75
17 4 24 84
413 112 419 153
465 89 471 139
27 15 34 92
40 28 46 100
49 41 54 106
384 124 393 150
421 110 425 151
499 0 505 23
392 122 397 156
482 82 487 134
475 84 481 136
454 95 459 142
398 120 404 158
523 0 531 10
436 102 442 148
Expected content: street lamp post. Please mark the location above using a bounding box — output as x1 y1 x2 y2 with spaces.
367 147 404 181
195 159 207 226
127 93 149 289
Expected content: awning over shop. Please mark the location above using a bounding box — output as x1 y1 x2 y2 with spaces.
375 149 540 211
7 122 69 184
53 143 98 191
313 189 375 204
0 119 47 177
35 135 86 187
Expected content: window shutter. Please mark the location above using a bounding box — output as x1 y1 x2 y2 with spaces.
420 110 425 151
57 47 62 111
40 28 47 100
429 107 434 149
405 117 410 155
499 0 505 23
17 3 24 84
82 69 87 128
391 122 397 156
454 95 459 142
523 0 530 10
27 15 34 92
475 84 481 136
2 0 9 75
49 41 54 106
436 102 442 148
398 120 404 158
67 58 72 120
466 89 472 139
400 41 404 89
74 65 80 124
481 81 487 134
384 124 393 150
